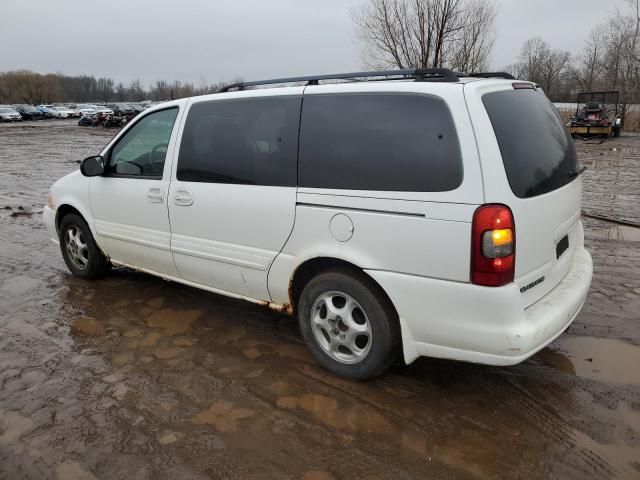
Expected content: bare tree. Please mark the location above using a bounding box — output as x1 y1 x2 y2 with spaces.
512 37 571 96
352 0 496 71
625 0 640 62
0 70 61 104
452 0 496 72
573 29 606 91
540 48 571 95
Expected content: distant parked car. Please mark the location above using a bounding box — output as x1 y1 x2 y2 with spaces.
128 103 147 114
107 103 135 116
78 115 93 127
64 105 83 118
15 105 44 120
76 104 98 117
49 106 76 119
36 105 56 119
91 105 114 115
0 107 22 122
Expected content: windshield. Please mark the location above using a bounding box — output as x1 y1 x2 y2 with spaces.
482 88 577 198
0 108 15 113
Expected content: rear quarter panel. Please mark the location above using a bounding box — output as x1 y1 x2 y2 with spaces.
268 82 484 305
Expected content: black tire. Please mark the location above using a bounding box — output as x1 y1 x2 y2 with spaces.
59 213 111 279
298 268 400 380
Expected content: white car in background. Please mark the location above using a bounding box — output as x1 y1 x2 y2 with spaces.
65 105 83 118
91 105 114 115
76 105 98 117
43 69 593 380
50 106 76 119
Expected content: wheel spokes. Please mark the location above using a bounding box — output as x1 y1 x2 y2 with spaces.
309 291 372 365
65 226 89 269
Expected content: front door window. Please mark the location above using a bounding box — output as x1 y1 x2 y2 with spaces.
108 108 178 178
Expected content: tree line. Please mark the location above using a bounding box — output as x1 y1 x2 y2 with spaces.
0 72 234 105
505 0 640 102
355 0 640 102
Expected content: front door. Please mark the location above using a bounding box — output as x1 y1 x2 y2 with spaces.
168 92 302 300
90 107 181 276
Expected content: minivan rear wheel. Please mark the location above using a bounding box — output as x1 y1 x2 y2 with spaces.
59 213 111 279
298 269 399 380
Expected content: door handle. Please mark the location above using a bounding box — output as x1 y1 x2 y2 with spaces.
174 188 194 206
146 187 163 203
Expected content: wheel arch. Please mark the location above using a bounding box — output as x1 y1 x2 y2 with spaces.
289 256 399 321
54 201 105 256
55 203 83 234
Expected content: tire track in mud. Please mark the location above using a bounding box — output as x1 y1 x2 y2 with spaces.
293 362 634 479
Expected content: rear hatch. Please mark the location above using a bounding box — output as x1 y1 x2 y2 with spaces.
466 81 583 307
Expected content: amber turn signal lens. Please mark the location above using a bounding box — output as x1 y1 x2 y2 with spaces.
491 228 512 245
482 229 514 258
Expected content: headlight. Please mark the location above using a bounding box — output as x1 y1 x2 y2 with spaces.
47 191 54 209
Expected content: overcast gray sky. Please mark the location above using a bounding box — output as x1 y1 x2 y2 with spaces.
0 0 624 86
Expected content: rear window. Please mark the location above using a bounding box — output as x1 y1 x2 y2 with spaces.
299 93 463 192
483 89 577 198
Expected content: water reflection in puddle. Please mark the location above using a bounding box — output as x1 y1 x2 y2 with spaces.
539 337 640 385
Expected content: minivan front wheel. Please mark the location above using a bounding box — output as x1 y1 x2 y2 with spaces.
298 269 399 380
59 213 110 279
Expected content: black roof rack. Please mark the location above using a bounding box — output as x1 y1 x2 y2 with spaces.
461 71 515 80
218 69 514 92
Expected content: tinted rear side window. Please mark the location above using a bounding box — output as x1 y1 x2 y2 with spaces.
299 93 462 192
483 89 577 198
177 96 301 186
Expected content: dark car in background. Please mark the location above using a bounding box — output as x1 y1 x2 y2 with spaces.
15 105 44 120
107 103 135 116
36 105 55 118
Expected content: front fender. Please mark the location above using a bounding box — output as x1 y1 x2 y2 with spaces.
50 171 102 250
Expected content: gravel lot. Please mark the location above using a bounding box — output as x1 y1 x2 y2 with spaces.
0 120 639 480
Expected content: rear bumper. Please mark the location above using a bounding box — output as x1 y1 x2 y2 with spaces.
367 247 593 366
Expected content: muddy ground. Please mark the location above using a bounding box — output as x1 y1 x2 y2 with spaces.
0 120 639 480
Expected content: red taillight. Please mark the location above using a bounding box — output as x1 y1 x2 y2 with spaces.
471 204 515 286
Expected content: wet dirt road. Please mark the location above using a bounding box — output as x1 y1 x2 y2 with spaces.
0 121 639 479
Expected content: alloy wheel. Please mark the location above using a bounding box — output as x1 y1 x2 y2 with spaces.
310 290 372 364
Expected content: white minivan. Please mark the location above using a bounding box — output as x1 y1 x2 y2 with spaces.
43 69 593 379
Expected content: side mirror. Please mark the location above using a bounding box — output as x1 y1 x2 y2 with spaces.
80 155 104 177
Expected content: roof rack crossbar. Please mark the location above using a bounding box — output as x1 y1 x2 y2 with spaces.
219 68 460 92
461 72 515 80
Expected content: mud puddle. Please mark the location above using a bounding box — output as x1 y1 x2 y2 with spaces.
540 337 640 385
593 224 640 241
